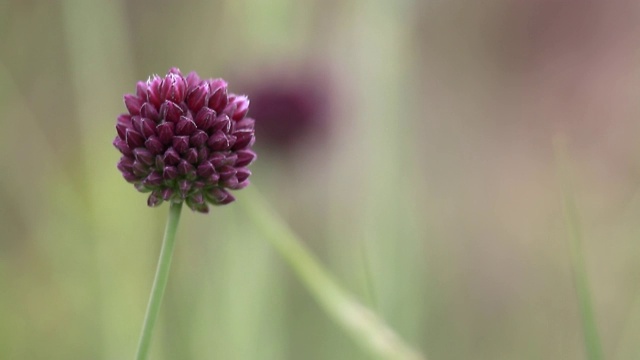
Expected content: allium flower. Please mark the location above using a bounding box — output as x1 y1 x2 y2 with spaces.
247 73 328 152
114 68 256 213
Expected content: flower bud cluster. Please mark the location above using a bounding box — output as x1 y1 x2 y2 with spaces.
114 68 256 213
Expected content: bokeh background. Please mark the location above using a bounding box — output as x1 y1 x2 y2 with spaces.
2 0 640 359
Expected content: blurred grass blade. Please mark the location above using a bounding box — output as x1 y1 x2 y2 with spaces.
241 186 426 360
358 238 379 310
554 136 604 360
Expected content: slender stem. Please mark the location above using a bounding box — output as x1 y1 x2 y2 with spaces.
242 187 426 360
135 201 183 360
555 137 604 360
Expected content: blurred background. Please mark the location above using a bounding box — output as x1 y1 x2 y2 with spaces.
2 0 640 359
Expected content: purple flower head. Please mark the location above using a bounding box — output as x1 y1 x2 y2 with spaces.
114 68 256 213
245 72 329 152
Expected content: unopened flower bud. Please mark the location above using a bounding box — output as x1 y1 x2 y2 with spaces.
115 68 257 212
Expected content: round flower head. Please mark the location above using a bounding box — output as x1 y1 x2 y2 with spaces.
246 72 329 153
114 68 256 213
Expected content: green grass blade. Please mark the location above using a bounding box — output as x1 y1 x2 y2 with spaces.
241 186 426 360
555 137 604 360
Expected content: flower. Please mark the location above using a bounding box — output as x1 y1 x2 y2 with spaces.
114 68 256 213
246 72 329 152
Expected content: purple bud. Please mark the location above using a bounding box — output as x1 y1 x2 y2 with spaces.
125 129 145 148
148 191 163 207
163 166 178 180
176 117 197 136
187 193 208 213
136 81 148 98
190 130 208 148
143 171 163 187
219 194 235 204
116 115 133 136
236 168 251 182
194 107 215 129
133 148 154 166
197 162 215 178
172 136 190 154
122 171 139 183
124 94 144 115
140 118 156 138
232 129 254 150
160 75 172 102
140 103 160 121
165 73 187 103
132 116 144 133
222 102 237 120
222 175 239 189
218 166 236 181
230 95 250 121
223 153 238 166
235 117 255 131
157 122 175 145
206 188 235 205
186 83 210 111
145 136 164 155
207 173 221 185
211 114 231 133
190 192 205 206
227 135 237 149
186 72 202 89
207 131 230 151
162 188 174 201
168 67 183 76
208 152 225 168
163 148 180 165
198 147 210 163
235 150 256 167
208 79 229 113
147 75 163 108
117 156 134 173
116 122 130 140
177 160 195 176
210 153 235 167
132 160 150 177
118 114 133 126
113 137 133 156
185 148 198 164
234 179 251 190
159 100 184 123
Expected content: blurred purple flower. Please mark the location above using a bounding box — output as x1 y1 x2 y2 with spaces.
247 74 329 152
114 68 256 213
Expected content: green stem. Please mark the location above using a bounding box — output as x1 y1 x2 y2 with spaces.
555 137 604 360
135 201 183 360
242 187 426 360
